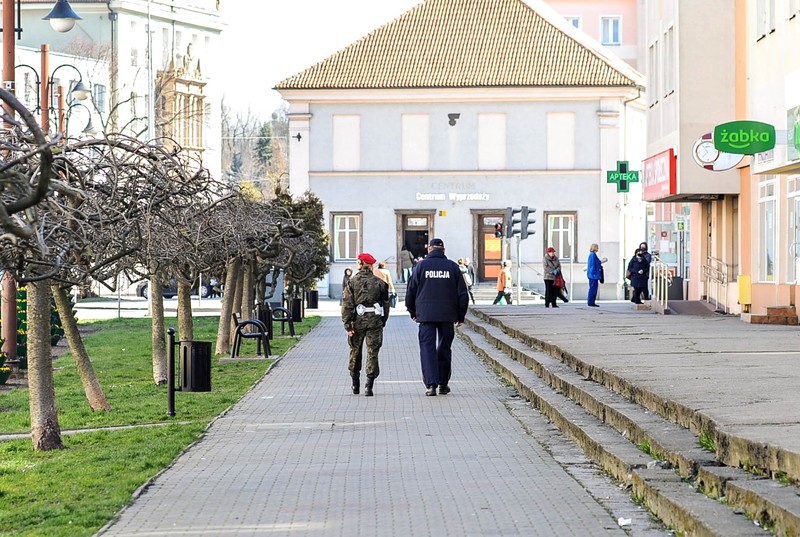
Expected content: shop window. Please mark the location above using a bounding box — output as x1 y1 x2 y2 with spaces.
545 212 577 261
478 113 506 170
333 115 360 171
759 179 776 281
402 114 429 170
546 112 575 169
600 16 621 46
788 176 800 281
332 213 361 261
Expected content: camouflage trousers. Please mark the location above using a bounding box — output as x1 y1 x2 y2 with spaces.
348 324 383 379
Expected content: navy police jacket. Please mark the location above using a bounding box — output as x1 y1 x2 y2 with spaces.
405 249 469 323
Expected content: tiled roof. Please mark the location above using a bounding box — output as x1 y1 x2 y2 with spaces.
276 0 642 91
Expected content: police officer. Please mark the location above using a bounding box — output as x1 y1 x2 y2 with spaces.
341 252 390 396
405 238 469 396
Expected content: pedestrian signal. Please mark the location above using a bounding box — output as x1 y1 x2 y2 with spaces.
494 222 504 238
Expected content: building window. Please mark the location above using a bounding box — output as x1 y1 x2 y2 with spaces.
788 177 800 282
333 213 361 261
564 16 581 29
648 41 659 107
759 179 777 281
663 27 675 97
93 84 107 115
478 113 506 170
545 212 577 261
756 0 776 39
333 115 360 171
546 112 575 169
600 16 622 45
402 114 429 170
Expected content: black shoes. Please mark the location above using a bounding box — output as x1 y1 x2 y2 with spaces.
352 378 359 395
588 304 599 307
425 385 437 396
438 385 450 395
364 378 374 397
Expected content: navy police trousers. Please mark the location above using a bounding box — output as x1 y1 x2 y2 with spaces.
418 321 454 388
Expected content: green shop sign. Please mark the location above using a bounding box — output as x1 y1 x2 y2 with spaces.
713 120 775 155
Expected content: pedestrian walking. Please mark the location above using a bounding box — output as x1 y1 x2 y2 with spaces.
492 260 513 305
341 253 390 396
458 258 476 305
339 267 353 305
627 248 651 304
638 242 652 300
400 244 415 283
374 261 397 306
543 247 561 308
587 244 602 307
405 238 469 396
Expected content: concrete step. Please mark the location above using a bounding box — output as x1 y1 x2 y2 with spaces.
460 311 799 536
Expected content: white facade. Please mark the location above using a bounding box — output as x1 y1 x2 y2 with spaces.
283 88 647 299
13 0 223 178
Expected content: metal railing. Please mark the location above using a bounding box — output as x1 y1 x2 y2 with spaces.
702 256 731 313
651 255 672 314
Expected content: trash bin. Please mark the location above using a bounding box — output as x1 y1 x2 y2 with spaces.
257 303 274 340
307 289 319 309
180 341 211 392
291 298 302 323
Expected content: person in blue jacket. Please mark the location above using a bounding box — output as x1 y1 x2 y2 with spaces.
587 243 602 307
405 238 469 396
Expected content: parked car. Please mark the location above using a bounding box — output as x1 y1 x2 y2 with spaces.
136 278 213 299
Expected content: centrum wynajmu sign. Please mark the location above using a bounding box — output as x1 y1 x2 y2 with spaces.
713 120 776 155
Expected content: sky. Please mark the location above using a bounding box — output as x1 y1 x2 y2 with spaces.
219 1 421 120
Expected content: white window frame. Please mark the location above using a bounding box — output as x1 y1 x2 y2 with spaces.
478 113 506 170
546 112 576 170
758 178 777 282
332 213 361 262
788 177 800 281
756 0 776 39
402 114 429 170
663 27 675 97
545 212 577 262
332 115 360 171
648 41 659 107
600 16 622 46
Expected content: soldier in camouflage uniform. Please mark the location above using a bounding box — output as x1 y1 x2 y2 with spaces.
342 252 390 396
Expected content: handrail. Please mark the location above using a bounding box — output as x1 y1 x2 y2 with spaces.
651 255 672 314
702 256 731 313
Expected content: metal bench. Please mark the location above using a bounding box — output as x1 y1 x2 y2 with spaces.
230 312 271 358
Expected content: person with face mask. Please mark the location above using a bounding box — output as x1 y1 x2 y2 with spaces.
626 248 651 305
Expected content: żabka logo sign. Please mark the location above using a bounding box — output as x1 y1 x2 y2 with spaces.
713 120 776 155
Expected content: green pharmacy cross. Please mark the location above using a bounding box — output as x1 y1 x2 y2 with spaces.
606 161 640 193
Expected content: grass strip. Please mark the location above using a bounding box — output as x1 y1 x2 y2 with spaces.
0 314 319 536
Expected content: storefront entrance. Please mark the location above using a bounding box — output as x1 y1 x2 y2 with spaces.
398 212 433 262
478 214 504 283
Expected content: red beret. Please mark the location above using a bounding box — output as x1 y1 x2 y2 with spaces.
546 247 556 253
358 252 377 265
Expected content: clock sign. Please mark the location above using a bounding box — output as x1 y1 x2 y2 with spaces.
692 132 744 171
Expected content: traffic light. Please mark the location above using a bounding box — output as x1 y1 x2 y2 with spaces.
494 222 503 238
505 207 522 238
520 206 537 240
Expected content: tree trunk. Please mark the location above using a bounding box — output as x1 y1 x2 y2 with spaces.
215 257 240 355
177 280 193 342
150 278 168 385
240 260 254 321
230 264 244 337
52 286 111 411
27 281 63 451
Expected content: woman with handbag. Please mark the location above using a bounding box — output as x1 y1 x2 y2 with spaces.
543 247 561 308
627 249 651 304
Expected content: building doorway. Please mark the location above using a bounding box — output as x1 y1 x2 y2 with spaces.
478 214 504 282
400 214 431 261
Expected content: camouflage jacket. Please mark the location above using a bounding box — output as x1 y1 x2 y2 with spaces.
342 267 390 331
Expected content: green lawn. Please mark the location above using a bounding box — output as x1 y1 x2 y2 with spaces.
0 315 319 536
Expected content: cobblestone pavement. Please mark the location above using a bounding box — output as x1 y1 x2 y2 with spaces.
98 304 638 537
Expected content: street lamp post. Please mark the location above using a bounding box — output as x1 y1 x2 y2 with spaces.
1 0 82 362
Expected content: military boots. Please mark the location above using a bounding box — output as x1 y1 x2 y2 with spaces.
364 377 375 397
352 377 360 395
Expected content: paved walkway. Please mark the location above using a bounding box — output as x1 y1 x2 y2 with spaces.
98 300 632 537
